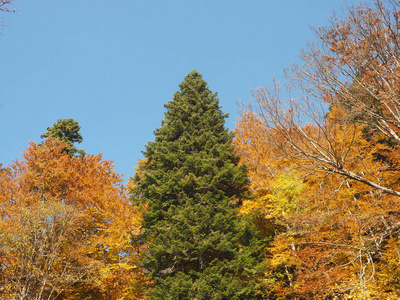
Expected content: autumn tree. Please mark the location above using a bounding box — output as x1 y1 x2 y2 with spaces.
0 198 90 299
131 71 266 299
0 139 147 299
41 119 85 156
247 0 400 196
236 112 400 298
235 0 400 298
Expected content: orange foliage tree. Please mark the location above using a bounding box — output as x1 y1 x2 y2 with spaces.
0 138 148 299
235 0 400 298
236 111 400 299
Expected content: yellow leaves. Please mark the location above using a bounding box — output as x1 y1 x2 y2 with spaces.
232 1 400 297
0 138 148 299
268 237 296 268
235 102 400 298
264 175 306 220
240 172 306 222
0 198 90 299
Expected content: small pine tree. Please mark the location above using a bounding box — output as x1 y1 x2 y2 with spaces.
41 118 85 157
132 71 266 299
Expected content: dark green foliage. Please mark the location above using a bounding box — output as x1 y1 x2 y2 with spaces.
41 118 85 157
132 71 266 299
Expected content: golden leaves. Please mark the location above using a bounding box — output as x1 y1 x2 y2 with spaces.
235 105 400 297
0 138 148 299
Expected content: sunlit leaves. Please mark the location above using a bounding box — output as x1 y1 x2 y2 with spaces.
0 138 147 299
235 2 400 294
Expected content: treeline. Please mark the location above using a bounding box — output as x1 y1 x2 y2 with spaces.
2 0 400 299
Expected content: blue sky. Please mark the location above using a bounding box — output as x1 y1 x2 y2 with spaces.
0 0 358 183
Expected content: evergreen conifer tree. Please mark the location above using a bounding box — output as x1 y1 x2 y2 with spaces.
41 118 85 157
132 71 266 299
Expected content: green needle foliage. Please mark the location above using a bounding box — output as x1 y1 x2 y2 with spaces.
41 118 85 157
132 71 266 299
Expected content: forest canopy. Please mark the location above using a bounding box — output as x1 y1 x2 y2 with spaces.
2 0 400 299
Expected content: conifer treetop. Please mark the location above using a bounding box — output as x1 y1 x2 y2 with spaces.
41 118 85 157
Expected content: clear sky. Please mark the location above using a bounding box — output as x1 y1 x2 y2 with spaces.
0 0 358 183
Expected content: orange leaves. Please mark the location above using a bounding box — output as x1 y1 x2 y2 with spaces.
0 138 148 299
235 100 400 297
